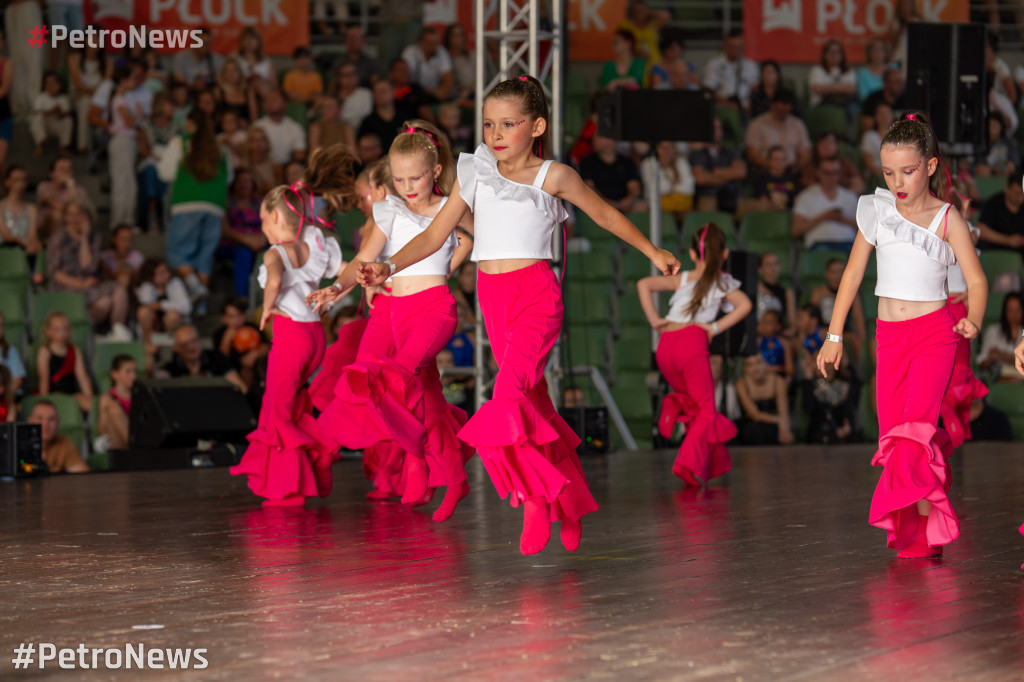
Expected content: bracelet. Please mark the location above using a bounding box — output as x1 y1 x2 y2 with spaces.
384 259 397 276
825 332 843 343
332 282 344 292
711 321 720 335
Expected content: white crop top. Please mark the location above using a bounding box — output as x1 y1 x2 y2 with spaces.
665 272 742 324
374 194 458 277
857 188 956 302
258 225 343 323
457 144 569 262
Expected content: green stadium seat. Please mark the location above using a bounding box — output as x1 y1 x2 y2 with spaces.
985 382 1024 440
92 341 147 394
984 290 1011 327
714 105 744 144
804 105 850 141
21 393 88 449
566 251 616 282
974 175 1006 203
0 248 31 306
797 249 847 294
740 211 791 243
612 327 654 373
620 250 656 283
611 374 654 420
979 249 1023 284
284 101 309 129
0 291 27 356
564 324 609 369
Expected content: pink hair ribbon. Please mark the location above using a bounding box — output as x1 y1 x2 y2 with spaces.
698 223 709 262
282 181 336 231
906 113 917 121
519 76 529 81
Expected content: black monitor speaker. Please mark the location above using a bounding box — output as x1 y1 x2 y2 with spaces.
0 423 43 478
597 89 715 142
130 378 256 449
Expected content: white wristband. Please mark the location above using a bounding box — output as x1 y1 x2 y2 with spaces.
384 259 397 276
826 332 843 343
711 322 720 335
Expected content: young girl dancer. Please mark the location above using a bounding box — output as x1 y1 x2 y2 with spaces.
229 184 344 506
308 123 475 521
817 112 987 558
637 223 752 485
358 76 679 554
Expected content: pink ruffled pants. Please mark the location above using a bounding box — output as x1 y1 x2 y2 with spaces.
939 297 988 448
459 262 599 523
655 326 736 484
230 317 332 502
871 306 959 550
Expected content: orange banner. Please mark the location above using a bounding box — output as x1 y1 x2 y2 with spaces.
568 0 629 61
745 0 969 63
84 0 309 56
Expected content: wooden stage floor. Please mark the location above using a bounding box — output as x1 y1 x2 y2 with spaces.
2 444 1023 681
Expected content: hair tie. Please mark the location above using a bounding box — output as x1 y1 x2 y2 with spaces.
519 76 529 81
906 113 917 121
698 224 708 262
406 127 417 134
282 181 336 231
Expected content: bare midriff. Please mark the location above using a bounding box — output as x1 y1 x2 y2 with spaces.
391 274 450 296
877 297 947 322
478 258 544 274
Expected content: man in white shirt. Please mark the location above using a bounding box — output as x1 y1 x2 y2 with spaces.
254 89 307 166
401 27 454 101
31 71 73 153
172 27 223 90
791 156 858 252
701 29 760 113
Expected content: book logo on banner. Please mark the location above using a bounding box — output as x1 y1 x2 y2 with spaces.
763 0 801 32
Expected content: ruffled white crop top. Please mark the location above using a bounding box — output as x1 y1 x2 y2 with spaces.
857 188 955 302
258 225 343 323
374 194 458 277
665 272 742 324
457 144 570 261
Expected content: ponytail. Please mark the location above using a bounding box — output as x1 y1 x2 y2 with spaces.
685 223 728 320
302 143 360 214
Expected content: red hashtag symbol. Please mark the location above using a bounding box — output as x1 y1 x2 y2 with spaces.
27 25 48 49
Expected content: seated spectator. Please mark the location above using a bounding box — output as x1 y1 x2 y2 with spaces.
579 134 648 213
808 257 866 361
47 202 131 338
96 354 137 451
974 113 1020 177
860 68 905 133
860 102 894 180
309 95 355 152
213 297 269 391
100 224 144 290
709 354 741 421
139 92 181 233
235 27 275 90
35 155 95 242
453 261 477 332
977 292 1024 383
172 27 223 90
68 42 111 156
756 310 794 382
28 400 89 473
600 29 646 91
791 156 858 252
689 117 747 213
401 27 454 102
977 170 1024 254
136 258 192 346
217 57 255 125
0 365 14 422
756 252 796 332
562 384 585 409
357 132 384 168
36 311 93 413
388 59 434 120
650 31 698 90
220 168 267 298
343 25 378 86
640 140 694 216
702 29 759 113
245 126 282 196
753 146 798 211
0 312 25 395
283 160 305 185
857 37 892 102
619 0 671 62
444 23 475 102
801 131 864 195
735 352 794 445
161 324 246 391
659 60 697 92
333 61 373 129
216 109 248 172
437 102 471 157
801 354 855 443
745 89 810 174
283 47 324 107
0 165 41 264
807 39 856 109
31 71 72 155
749 60 789 119
253 89 307 166
795 304 825 373
358 77 413 151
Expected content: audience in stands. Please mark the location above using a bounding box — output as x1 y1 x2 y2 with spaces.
618 0 670 62
245 126 281 195
0 29 13 174
857 36 892 102
745 90 810 175
0 166 41 261
801 353 856 443
709 354 741 421
309 95 355 152
601 29 647 91
31 71 73 155
28 400 89 473
359 77 413 151
650 31 697 91
437 103 471 157
749 60 788 120
36 155 94 241
580 134 648 213
807 40 857 109
808 258 866 361
640 141 695 216
234 28 274 89
978 292 1024 384
977 171 1024 253
860 102 894 181
690 117 747 213
974 113 1020 177
987 33 1018 134
735 352 794 446
860 68 905 132
757 310 794 382
172 27 222 89
36 311 93 412
443 24 474 102
101 224 144 290
221 169 267 299
791 156 859 252
334 61 374 129
213 298 269 392
0 312 24 395
702 29 759 114
388 58 433 120
756 252 796 331
344 26 378 86
161 324 246 392
136 258 192 346
217 57 256 125
754 146 798 211
283 47 324 108
402 27 453 102
803 132 864 194
254 89 307 166
96 354 136 451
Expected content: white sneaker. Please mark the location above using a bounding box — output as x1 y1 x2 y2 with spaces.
104 323 134 342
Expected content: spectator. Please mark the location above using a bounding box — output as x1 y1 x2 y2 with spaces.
748 60 789 119
689 116 747 213
245 126 281 196
860 101 894 180
756 310 794 382
857 36 892 102
745 89 811 174
359 78 414 151
108 65 141 227
219 168 266 299
138 92 181 233
977 170 1024 254
619 0 671 62
801 131 865 195
36 311 94 412
309 95 355 152
162 324 246 392
158 109 231 304
808 257 866 361
213 297 269 391
709 354 741 421
795 304 825 368
735 352 794 445
702 29 760 113
756 252 796 332
47 202 131 338
754 146 798 211
314 0 348 36
860 68 905 133
807 39 856 109
600 29 647 91
283 47 324 107
986 33 1017 133
579 134 648 213
343 25 378 86
140 47 168 93
333 61 373 129
215 109 245 170
640 140 695 215
974 113 1020 177
437 102 471 157
453 262 477 332
888 0 921 71
977 292 1024 383
661 60 697 92
235 27 275 89
0 165 41 260
96 354 137 451
401 27 454 102
27 400 89 474
650 31 697 90
388 58 433 119
802 354 855 443
444 23 475 102
791 156 858 252
254 89 307 166
217 57 255 125
172 27 223 90
136 258 192 345
194 87 219 120
0 30 13 176
0 311 25 395
283 160 304 185
5 1 44 119
101 224 144 290
0 365 13 422
357 132 384 168
35 155 95 242
30 71 73 155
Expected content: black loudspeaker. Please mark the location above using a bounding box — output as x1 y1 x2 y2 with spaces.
710 250 758 358
0 423 43 478
130 378 256 449
559 406 610 454
597 89 715 142
905 23 988 149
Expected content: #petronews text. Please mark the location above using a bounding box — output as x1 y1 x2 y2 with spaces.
12 642 208 670
49 25 203 50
